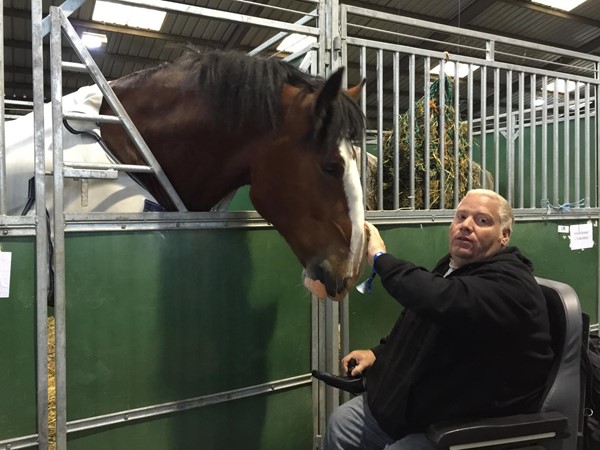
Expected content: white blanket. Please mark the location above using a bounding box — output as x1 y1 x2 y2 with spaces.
5 85 157 216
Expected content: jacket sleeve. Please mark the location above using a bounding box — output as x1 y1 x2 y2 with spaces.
373 253 543 337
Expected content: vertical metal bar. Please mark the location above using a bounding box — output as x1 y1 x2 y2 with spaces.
518 71 525 208
393 51 400 210
376 49 384 210
480 66 487 189
542 76 548 205
32 1 49 448
494 68 500 192
553 78 559 206
574 80 580 207
439 59 446 209
453 65 460 207
0 0 5 216
360 47 367 207
311 296 320 447
530 74 537 208
506 70 513 205
584 82 591 208
467 64 474 191
564 79 570 205
424 57 431 209
50 7 67 450
409 54 416 210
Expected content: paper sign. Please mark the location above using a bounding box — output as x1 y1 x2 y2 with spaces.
558 225 570 233
569 223 594 250
0 252 12 298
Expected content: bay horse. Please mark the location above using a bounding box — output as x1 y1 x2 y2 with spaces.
95 49 367 301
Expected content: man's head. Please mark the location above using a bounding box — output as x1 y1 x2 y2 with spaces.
449 189 514 268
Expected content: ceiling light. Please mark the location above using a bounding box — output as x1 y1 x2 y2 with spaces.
430 61 480 79
92 0 166 31
547 80 580 93
276 34 317 54
81 31 107 49
531 0 587 12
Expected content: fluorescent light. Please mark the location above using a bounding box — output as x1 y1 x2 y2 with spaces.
531 0 587 12
276 34 317 54
430 61 480 79
547 80 580 93
81 31 107 49
92 0 166 31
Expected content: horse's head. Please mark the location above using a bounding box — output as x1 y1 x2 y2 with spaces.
249 68 367 301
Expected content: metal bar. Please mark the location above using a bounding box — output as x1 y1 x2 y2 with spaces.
467 64 474 191
344 5 600 64
409 54 416 210
494 68 500 192
439 59 446 209
424 57 431 209
32 1 48 449
564 79 571 206
553 79 559 205
542 76 548 205
506 70 513 205
248 10 317 56
574 79 580 207
0 434 40 449
64 161 153 173
360 46 368 207
41 0 87 36
50 8 66 450
393 51 400 210
57 10 188 212
68 375 311 434
480 66 487 189
0 0 5 216
518 71 525 208
584 82 591 208
454 63 460 207
61 61 88 73
377 49 384 210
62 112 123 124
530 74 537 208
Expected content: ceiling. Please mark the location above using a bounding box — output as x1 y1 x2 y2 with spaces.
5 0 600 121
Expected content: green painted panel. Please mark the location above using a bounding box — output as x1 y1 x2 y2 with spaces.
349 221 598 350
474 117 597 208
67 386 311 450
0 238 37 440
64 229 312 448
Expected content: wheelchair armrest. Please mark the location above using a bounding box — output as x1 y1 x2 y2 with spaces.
426 411 570 448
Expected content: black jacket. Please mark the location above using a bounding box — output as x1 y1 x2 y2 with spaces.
366 246 554 439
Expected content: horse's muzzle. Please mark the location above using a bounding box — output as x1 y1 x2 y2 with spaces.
302 265 353 301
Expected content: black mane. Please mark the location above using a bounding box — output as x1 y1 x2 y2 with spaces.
177 48 365 141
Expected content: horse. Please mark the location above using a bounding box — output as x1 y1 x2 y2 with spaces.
5 49 367 301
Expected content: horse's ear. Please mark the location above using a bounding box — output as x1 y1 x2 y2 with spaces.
346 79 365 102
313 67 345 140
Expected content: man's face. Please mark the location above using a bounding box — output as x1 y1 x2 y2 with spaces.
448 193 510 267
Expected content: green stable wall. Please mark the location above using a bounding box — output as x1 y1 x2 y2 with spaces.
1 219 598 447
349 221 599 350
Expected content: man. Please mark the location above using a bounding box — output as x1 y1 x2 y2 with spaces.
324 189 554 450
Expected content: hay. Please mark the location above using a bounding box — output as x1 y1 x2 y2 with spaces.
48 316 56 450
380 77 485 210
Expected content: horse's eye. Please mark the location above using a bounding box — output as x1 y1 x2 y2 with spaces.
323 162 344 178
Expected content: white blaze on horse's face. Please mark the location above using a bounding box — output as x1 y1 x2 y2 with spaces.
302 138 366 301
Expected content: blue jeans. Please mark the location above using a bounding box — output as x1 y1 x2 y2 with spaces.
323 394 438 450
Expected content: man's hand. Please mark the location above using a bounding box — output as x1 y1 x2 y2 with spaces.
342 350 376 377
365 221 386 266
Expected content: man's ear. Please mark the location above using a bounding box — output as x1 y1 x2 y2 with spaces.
501 228 511 246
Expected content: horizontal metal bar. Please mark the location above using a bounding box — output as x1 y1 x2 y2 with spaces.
0 216 37 227
345 37 600 85
0 433 39 449
64 162 154 173
63 168 119 179
62 112 122 124
67 374 311 434
343 4 600 64
61 61 88 73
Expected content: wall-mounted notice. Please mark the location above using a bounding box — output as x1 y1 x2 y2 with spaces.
0 252 12 298
569 223 595 251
